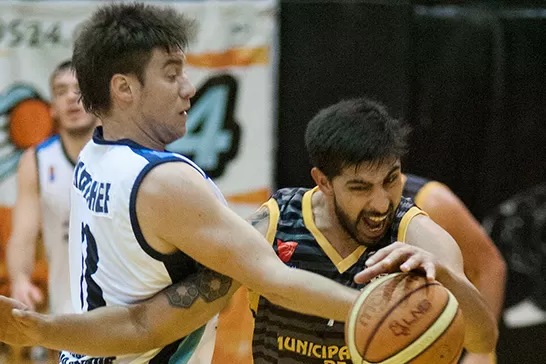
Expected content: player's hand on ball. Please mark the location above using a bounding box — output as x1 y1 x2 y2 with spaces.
354 241 440 284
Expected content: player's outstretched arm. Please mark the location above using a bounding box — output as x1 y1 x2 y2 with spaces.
6 148 44 310
354 215 498 354
0 267 240 355
417 182 506 323
139 163 359 322
0 191 270 356
0 162 359 355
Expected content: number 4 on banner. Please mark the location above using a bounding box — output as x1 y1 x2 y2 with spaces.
167 74 241 179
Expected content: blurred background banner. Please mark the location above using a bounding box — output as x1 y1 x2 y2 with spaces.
0 0 277 228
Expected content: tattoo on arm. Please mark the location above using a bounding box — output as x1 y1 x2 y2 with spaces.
164 266 232 308
248 205 270 227
164 203 272 309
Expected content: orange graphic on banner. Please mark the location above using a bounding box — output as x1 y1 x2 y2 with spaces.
186 46 270 68
226 188 270 205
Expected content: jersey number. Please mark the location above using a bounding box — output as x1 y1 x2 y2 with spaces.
80 223 106 311
166 75 240 178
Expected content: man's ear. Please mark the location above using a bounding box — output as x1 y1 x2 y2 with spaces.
311 167 334 196
110 74 136 108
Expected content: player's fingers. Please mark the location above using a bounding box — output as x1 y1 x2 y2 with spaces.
12 309 37 326
0 296 28 312
17 293 36 311
422 261 436 282
365 241 405 267
355 262 399 284
399 255 423 273
365 248 413 275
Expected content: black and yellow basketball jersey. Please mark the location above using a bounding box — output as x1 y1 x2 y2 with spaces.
251 187 426 364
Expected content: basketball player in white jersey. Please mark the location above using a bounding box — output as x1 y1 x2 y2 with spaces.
6 60 97 315
0 4 497 363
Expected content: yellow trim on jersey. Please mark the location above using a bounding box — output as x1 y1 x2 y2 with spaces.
490 352 498 364
413 180 445 207
249 198 280 314
302 187 367 274
397 206 428 242
263 198 280 244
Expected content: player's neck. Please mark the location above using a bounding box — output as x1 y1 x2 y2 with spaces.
101 115 166 151
59 128 94 164
312 190 360 258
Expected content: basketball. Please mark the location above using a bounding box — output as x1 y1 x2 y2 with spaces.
9 99 54 149
345 272 465 364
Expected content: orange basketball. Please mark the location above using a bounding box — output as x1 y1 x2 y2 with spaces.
9 98 54 149
345 272 465 364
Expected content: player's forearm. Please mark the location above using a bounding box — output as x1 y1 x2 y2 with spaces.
38 273 240 356
467 258 506 322
261 267 359 322
37 306 148 355
6 237 36 283
436 266 498 353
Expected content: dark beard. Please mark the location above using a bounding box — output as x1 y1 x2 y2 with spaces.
333 194 394 247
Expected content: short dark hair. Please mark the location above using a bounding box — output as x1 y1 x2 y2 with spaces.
73 3 195 116
49 60 73 88
305 97 411 179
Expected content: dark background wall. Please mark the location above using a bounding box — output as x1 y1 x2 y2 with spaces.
276 2 546 363
277 1 412 193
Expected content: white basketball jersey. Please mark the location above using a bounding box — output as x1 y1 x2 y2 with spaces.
61 127 224 364
35 135 74 315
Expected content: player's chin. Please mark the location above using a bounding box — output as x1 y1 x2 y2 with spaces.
64 123 95 135
357 226 387 246
163 127 187 145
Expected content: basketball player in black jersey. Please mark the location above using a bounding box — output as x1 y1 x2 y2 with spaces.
212 174 504 364
0 98 497 363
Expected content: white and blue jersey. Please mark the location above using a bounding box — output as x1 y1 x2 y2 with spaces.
61 127 221 364
35 134 74 315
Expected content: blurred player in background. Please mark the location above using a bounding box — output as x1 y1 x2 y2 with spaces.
7 60 97 314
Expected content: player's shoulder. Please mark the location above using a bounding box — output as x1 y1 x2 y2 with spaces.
146 159 204 181
272 187 308 205
35 134 60 152
138 161 210 205
416 180 462 212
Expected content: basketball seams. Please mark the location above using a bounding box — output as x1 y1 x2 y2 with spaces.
347 273 403 364
379 290 461 364
406 300 462 364
347 273 464 364
362 281 443 360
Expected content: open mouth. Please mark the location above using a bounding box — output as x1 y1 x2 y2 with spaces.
362 215 388 234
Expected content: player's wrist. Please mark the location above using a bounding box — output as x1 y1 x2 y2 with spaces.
433 263 458 286
10 274 33 287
